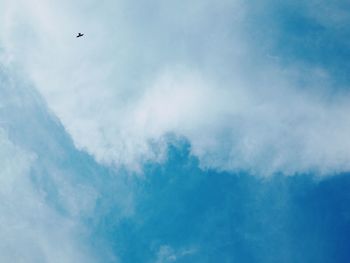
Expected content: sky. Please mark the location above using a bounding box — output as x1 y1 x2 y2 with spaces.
0 0 350 262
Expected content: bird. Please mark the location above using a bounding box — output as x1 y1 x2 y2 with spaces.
76 33 84 38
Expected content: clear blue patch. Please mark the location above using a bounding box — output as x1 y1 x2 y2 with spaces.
90 142 350 263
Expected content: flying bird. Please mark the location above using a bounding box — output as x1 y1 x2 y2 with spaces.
76 33 84 38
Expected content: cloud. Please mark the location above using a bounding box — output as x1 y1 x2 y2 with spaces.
0 66 130 262
154 245 197 263
0 127 96 262
1 0 350 176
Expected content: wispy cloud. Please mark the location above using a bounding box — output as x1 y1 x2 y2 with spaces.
0 67 131 262
154 245 197 263
0 127 95 262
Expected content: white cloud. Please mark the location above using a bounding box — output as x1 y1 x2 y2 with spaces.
0 128 96 263
1 0 350 176
0 65 122 262
154 245 197 263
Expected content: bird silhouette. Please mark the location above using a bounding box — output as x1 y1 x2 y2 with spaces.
76 33 84 38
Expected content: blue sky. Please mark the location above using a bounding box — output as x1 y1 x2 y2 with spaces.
1 0 350 262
